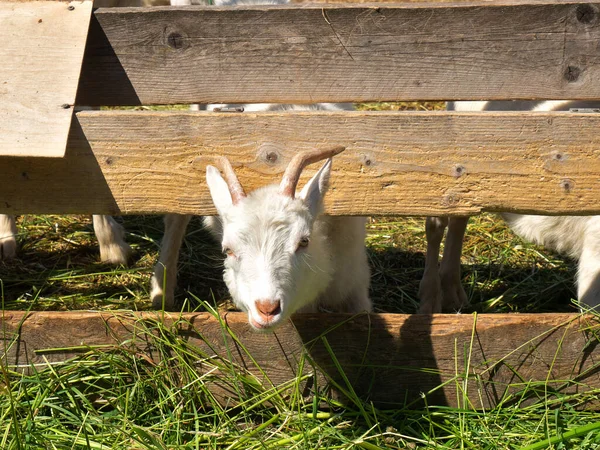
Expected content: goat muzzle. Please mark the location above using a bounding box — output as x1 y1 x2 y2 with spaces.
254 299 282 321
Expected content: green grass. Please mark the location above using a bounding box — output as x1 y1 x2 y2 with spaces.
1 305 599 449
0 213 590 449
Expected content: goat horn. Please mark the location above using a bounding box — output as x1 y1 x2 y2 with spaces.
279 146 346 198
218 156 246 204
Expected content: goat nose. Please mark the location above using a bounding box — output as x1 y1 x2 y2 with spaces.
255 300 281 320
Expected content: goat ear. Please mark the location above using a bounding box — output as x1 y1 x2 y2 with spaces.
298 158 332 216
206 165 233 215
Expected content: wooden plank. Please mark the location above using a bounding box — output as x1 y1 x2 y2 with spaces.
0 0 92 157
76 1 600 106
1 110 600 216
1 311 598 409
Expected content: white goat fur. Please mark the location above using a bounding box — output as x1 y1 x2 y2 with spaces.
419 100 600 313
151 103 371 327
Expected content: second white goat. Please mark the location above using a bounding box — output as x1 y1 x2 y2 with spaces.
419 100 600 313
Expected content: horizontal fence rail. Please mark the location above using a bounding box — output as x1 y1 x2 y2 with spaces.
77 1 600 106
1 311 597 409
1 110 599 216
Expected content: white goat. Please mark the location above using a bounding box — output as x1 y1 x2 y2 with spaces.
151 140 371 329
152 0 369 324
419 100 600 313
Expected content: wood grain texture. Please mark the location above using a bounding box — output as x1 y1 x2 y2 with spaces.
76 1 600 106
1 110 599 216
1 311 598 409
0 0 92 157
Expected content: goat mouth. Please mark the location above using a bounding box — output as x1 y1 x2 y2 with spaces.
249 314 283 331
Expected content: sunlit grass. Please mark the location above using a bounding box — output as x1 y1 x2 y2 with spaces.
1 305 598 449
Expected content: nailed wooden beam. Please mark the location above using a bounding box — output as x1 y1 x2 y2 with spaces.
1 110 599 216
76 1 600 106
1 311 597 409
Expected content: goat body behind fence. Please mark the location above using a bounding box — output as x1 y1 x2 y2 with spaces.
419 100 600 313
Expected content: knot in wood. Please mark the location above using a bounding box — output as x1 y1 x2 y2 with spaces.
576 4 598 24
167 32 184 50
564 66 582 83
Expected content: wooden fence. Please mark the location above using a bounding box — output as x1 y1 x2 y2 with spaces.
1 0 600 409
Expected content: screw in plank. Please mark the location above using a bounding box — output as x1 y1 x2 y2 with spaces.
452 164 466 177
259 144 282 165
442 193 460 207
265 152 279 164
560 179 574 192
361 154 375 167
68 5 75 10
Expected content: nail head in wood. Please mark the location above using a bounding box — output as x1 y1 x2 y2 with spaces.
453 164 466 177
560 178 574 192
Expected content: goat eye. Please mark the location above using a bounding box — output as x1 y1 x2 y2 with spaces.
296 237 310 250
223 247 235 257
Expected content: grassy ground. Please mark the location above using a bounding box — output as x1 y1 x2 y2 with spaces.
0 214 578 314
0 101 595 448
1 302 598 449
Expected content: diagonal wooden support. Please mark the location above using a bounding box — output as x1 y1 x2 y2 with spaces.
0 0 93 157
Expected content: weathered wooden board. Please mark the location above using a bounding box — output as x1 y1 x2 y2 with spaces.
76 1 600 106
1 110 599 216
1 311 598 409
0 0 92 157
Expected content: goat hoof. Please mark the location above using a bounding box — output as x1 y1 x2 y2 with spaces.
151 293 176 311
0 236 17 260
150 276 176 311
441 282 469 312
99 242 132 265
